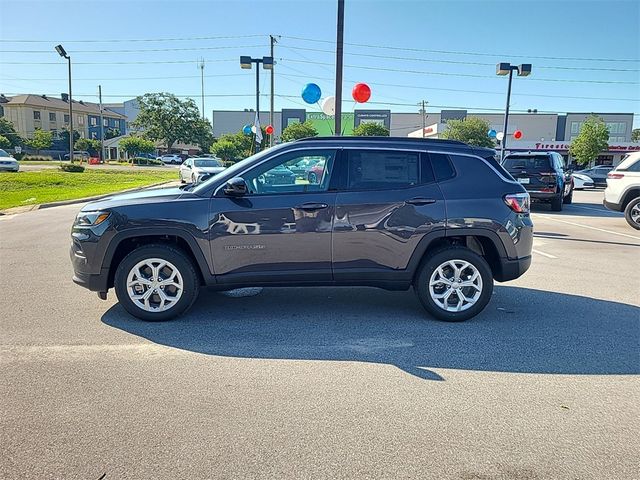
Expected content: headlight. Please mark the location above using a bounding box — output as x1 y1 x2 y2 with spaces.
75 211 111 226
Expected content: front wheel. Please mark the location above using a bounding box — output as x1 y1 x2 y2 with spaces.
114 245 200 321
414 247 493 322
624 197 640 230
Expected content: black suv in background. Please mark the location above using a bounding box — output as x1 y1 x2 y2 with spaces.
502 151 574 211
70 137 533 323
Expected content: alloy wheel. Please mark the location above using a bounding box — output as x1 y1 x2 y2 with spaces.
428 259 483 312
126 258 184 312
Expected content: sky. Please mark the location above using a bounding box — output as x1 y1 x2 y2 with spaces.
1 0 639 127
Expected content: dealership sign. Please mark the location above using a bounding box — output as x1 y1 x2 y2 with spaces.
511 142 640 153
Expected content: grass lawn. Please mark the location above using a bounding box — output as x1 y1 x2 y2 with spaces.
0 169 177 211
19 160 62 166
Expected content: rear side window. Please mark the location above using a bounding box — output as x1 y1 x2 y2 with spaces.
428 153 456 181
346 150 419 190
503 155 552 171
623 160 640 172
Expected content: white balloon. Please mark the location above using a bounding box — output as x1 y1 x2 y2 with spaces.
251 125 257 133
496 132 504 141
321 96 336 116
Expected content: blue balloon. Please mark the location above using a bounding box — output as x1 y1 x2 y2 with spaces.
488 129 497 138
301 83 322 104
242 124 252 135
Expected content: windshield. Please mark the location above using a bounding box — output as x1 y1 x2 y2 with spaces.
192 145 288 194
503 156 551 170
194 159 222 167
0 149 9 157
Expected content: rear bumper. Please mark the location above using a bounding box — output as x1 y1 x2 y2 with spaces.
494 255 532 282
603 199 623 212
527 191 560 201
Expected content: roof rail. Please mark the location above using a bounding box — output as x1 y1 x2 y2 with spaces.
295 136 466 145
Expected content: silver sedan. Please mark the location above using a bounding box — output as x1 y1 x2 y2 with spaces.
0 149 19 172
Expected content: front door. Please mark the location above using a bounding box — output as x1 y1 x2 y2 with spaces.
209 149 338 285
332 148 446 281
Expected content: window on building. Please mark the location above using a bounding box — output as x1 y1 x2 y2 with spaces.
49 112 56 122
77 115 84 125
570 122 581 134
103 118 109 127
64 114 70 123
90 117 97 126
33 110 41 120
618 123 627 134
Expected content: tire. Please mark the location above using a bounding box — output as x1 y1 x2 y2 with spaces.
191 174 196 184
414 247 494 322
551 193 563 211
114 244 200 321
563 185 573 204
624 197 640 230
308 172 317 183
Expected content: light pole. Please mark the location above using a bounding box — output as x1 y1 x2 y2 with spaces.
334 0 345 136
55 44 74 161
496 62 531 160
240 55 273 152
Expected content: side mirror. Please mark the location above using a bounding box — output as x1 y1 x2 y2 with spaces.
224 177 248 196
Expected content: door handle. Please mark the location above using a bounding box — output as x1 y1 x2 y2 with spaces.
295 202 329 210
405 197 436 206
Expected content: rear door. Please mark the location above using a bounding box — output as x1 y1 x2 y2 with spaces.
332 148 446 281
503 154 556 193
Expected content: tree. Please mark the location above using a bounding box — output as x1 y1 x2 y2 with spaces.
352 122 390 136
210 139 238 161
280 121 318 142
0 117 23 147
569 115 609 166
440 117 495 148
632 128 640 142
104 128 121 140
210 128 268 162
75 138 101 156
0 135 10 149
119 136 156 158
25 129 53 154
59 129 81 148
132 93 204 151
193 118 214 153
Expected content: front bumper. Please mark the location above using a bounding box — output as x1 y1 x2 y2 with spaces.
494 255 532 282
70 245 109 292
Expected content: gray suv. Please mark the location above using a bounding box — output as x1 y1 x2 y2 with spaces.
70 137 533 322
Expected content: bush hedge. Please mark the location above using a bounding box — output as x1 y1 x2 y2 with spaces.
131 157 164 166
59 164 86 173
21 155 55 162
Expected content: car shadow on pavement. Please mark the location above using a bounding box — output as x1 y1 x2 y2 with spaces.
101 286 640 381
531 201 623 218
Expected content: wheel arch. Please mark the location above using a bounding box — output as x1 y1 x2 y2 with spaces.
620 187 640 210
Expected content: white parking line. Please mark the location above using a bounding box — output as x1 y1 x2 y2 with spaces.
532 248 558 259
567 205 622 215
536 215 640 241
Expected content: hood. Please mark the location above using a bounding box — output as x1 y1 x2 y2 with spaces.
194 166 226 174
82 186 188 211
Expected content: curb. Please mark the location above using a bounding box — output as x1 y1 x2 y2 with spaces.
0 181 175 216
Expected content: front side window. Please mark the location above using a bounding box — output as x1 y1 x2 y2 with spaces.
243 150 336 195
194 159 222 168
346 150 419 190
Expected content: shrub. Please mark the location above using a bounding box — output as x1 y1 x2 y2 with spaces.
59 163 85 173
131 157 163 166
21 155 55 162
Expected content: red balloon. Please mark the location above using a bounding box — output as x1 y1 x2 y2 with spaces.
265 125 274 135
513 130 523 140
352 83 371 103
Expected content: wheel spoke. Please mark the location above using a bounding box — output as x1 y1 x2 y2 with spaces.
126 257 184 313
428 258 484 313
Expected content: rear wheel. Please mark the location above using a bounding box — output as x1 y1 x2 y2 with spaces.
114 245 200 321
624 197 640 230
414 247 493 322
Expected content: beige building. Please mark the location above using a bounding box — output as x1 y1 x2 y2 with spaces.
0 94 126 141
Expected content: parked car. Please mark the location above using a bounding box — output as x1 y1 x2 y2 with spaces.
307 160 326 184
157 154 183 165
572 172 594 190
0 149 19 172
179 157 226 184
288 157 321 178
603 152 640 229
574 165 613 187
63 151 90 161
260 164 296 185
502 151 573 211
70 137 532 323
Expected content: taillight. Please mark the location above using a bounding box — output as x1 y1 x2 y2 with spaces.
607 172 624 179
504 193 530 213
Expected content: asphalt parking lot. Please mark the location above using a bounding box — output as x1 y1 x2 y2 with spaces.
1 189 638 479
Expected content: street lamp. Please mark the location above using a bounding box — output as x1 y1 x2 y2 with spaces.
496 62 532 160
55 44 74 161
240 55 273 152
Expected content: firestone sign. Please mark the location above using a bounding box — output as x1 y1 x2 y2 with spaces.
522 142 640 153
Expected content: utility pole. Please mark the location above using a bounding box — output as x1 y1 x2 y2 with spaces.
98 85 104 162
270 35 277 147
199 58 205 120
419 100 428 138
334 0 345 136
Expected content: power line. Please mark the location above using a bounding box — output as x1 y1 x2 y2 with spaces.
0 73 247 81
2 59 238 65
0 44 266 54
276 69 639 102
0 34 267 44
278 44 640 73
279 35 640 63
280 58 640 85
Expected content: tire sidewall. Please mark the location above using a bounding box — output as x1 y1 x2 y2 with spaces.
114 245 199 321
624 197 640 230
415 247 494 322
